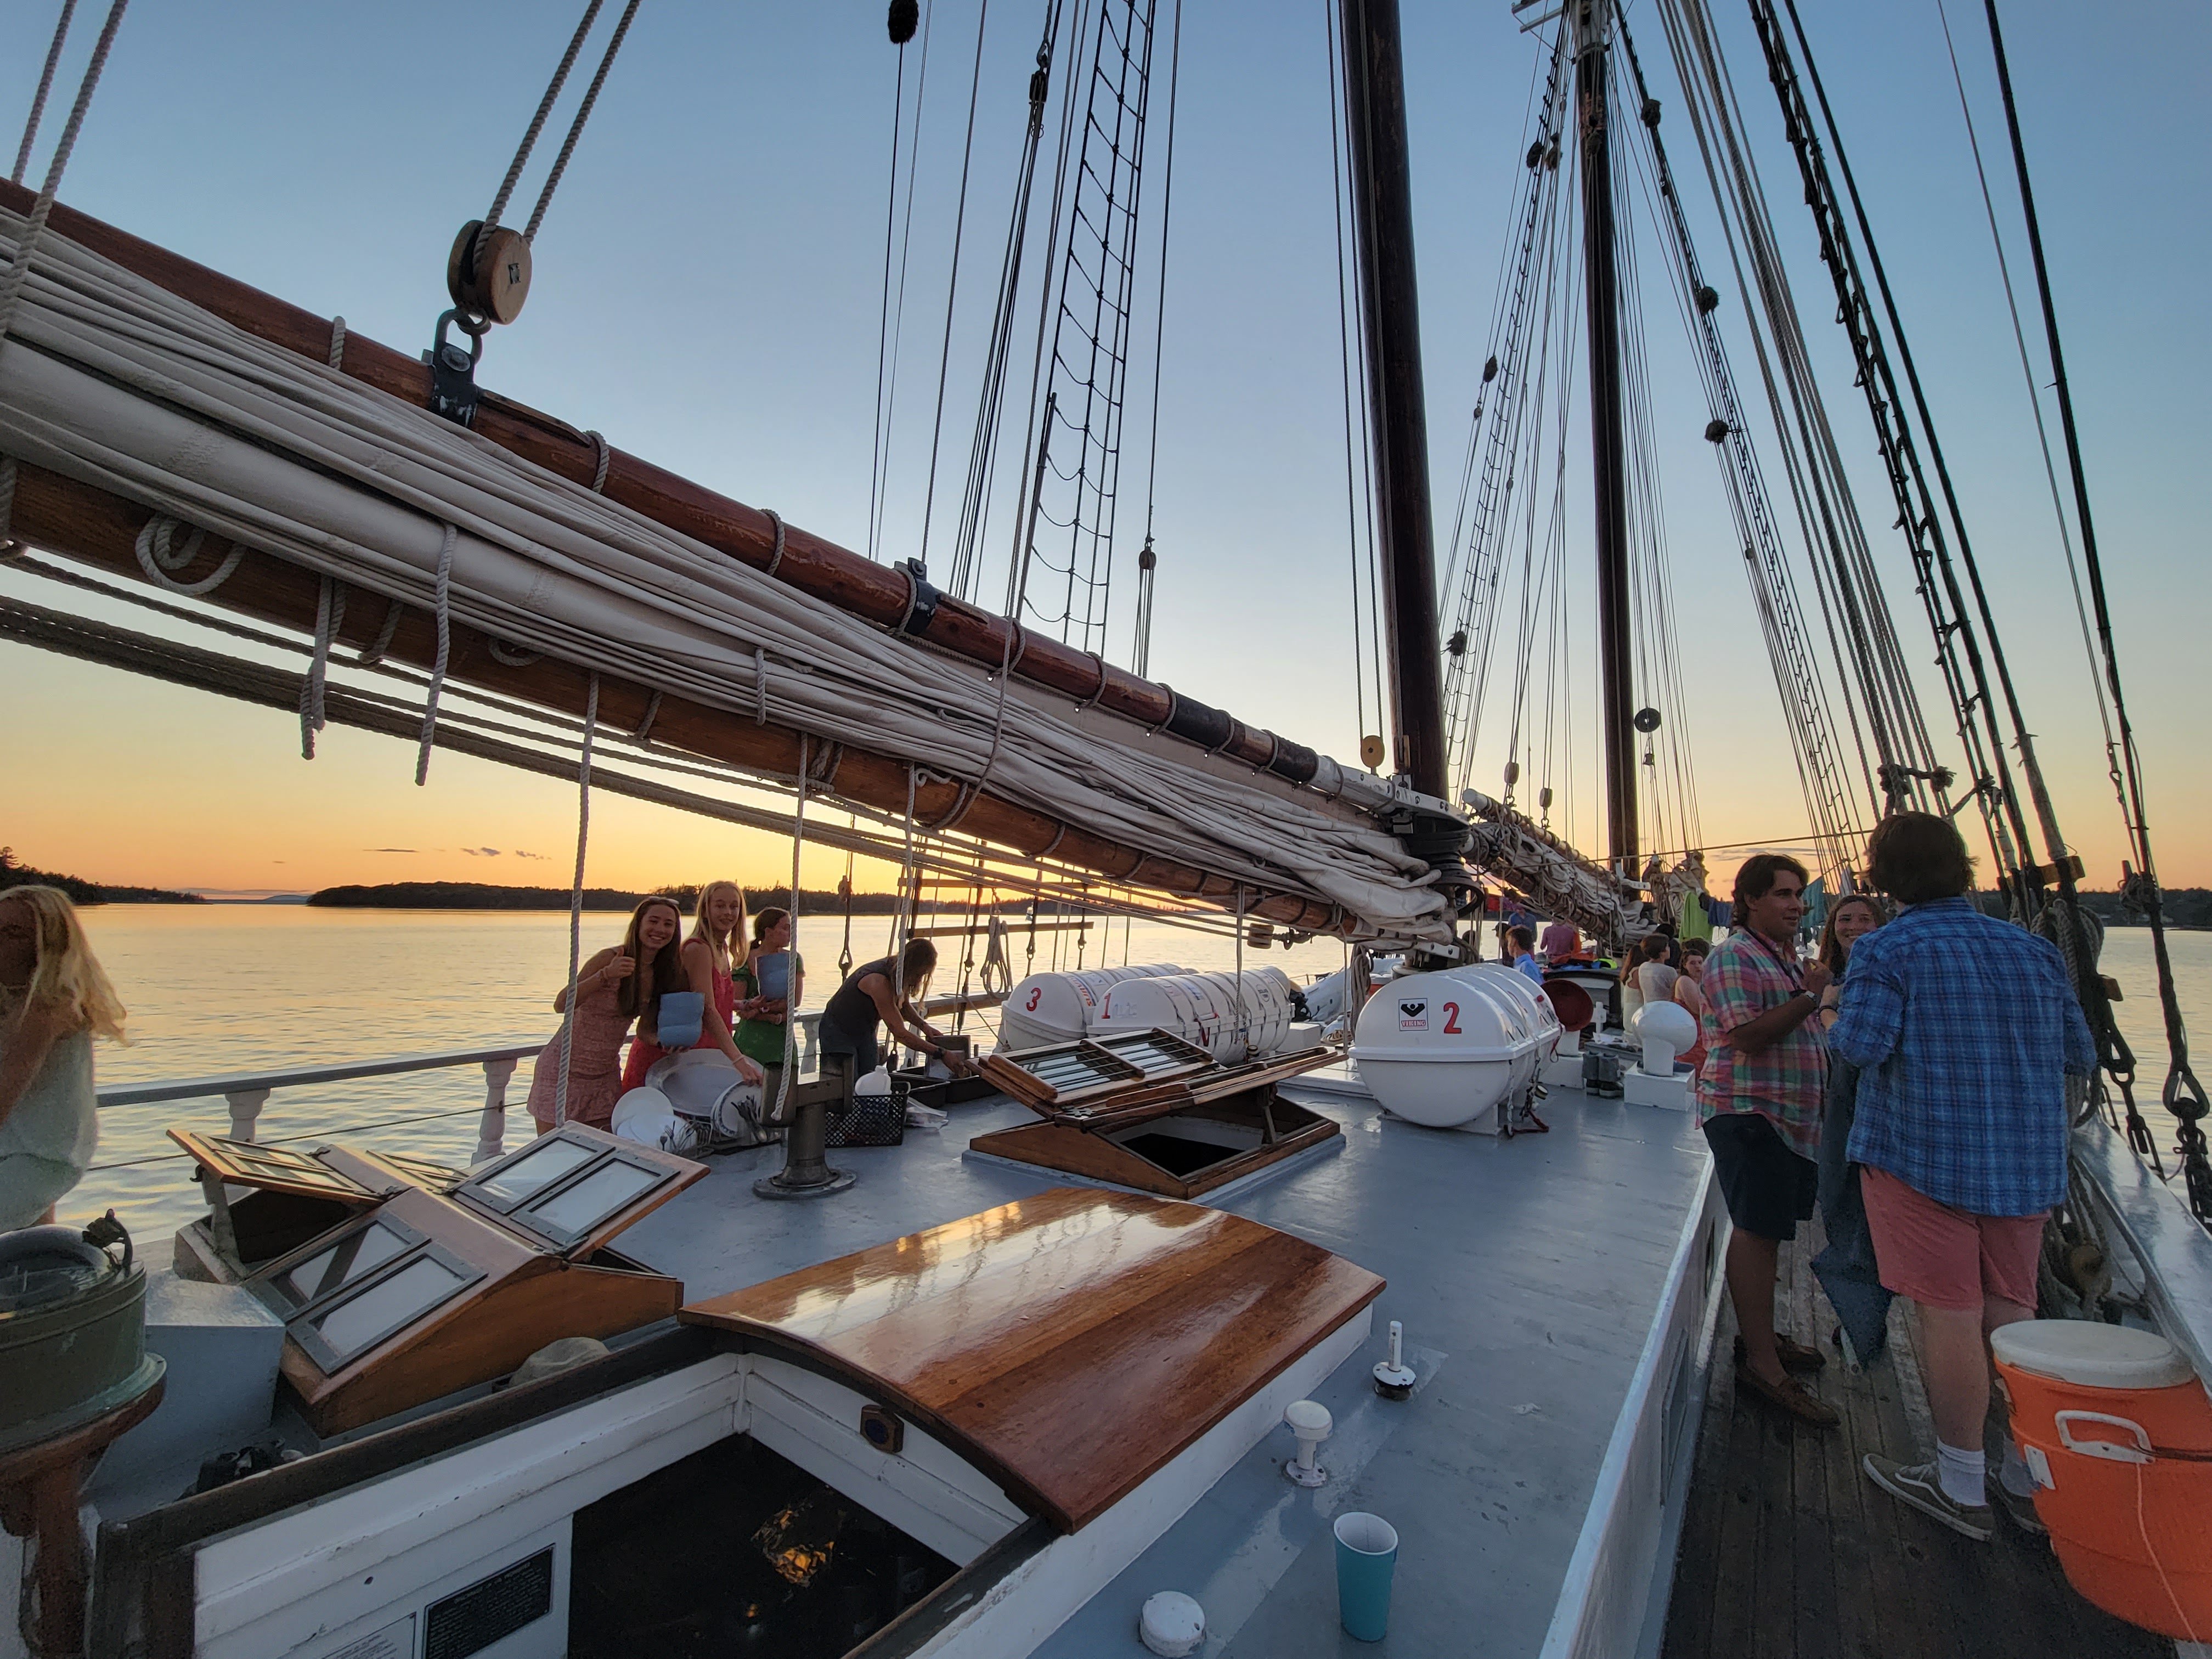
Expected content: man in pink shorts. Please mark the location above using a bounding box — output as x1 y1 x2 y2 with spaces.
1831 813 2094 1541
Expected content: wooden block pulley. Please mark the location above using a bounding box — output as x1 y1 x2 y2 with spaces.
447 219 533 326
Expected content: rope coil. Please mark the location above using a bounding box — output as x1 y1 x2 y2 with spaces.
133 516 244 597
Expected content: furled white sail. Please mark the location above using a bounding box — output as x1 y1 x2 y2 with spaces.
0 208 1452 940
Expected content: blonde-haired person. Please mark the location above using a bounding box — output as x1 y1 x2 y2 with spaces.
0 887 126 1228
619 881 764 1090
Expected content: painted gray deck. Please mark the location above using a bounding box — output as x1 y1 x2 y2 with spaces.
619 1086 1712 1656
1660 1215 2170 1659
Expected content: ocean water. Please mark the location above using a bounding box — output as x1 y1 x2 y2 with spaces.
65 905 1362 1236
54 907 2212 1240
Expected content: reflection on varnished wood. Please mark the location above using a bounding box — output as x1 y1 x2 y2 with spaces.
682 1187 1384 1531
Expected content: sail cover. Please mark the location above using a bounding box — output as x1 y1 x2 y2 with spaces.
0 206 1452 941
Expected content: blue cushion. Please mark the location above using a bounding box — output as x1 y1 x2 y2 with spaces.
656 990 705 1049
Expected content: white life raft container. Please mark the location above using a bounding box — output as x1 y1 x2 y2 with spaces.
996 963 1188 1052
1348 963 1558 1130
1094 967 1299 1065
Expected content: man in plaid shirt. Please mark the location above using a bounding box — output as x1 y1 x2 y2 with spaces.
1832 812 2094 1542
1695 853 1837 1426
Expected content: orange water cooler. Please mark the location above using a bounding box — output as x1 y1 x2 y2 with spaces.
1993 1320 2212 1641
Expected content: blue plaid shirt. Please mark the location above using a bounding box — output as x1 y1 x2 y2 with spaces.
1830 897 2094 1216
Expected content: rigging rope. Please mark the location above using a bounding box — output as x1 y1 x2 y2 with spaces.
414 522 455 786
11 0 77 186
553 670 600 1127
868 0 934 566
484 1 600 234
1976 0 2209 1218
1130 0 1182 678
522 0 640 244
916 0 993 579
298 574 343 759
773 734 809 1126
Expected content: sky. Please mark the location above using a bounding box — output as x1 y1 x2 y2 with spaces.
0 0 2204 899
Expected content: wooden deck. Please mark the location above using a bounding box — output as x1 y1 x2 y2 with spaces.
1663 1216 2170 1659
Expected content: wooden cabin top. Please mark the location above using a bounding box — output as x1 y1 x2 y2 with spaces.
680 1185 1385 1532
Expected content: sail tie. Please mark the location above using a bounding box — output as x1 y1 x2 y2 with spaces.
584 428 611 493
553 671 600 1127
133 516 244 598
754 645 769 725
298 576 345 759
629 687 661 743
761 509 787 577
414 522 456 785
326 315 346 370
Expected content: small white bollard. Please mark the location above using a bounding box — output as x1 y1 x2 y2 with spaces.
224 1088 269 1143
476 1057 518 1163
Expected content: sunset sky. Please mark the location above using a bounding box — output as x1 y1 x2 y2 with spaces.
2 1 2204 900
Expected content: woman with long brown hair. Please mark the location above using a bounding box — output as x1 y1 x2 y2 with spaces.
1815 894 1884 1031
621 881 764 1090
0 886 127 1226
733 906 804 1072
525 895 686 1133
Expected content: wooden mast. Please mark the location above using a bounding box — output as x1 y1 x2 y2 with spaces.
1338 0 1447 799
1573 0 1638 874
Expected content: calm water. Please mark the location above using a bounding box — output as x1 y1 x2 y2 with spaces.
56 907 2212 1239
66 905 1363 1235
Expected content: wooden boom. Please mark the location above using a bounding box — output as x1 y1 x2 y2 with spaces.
0 180 1379 936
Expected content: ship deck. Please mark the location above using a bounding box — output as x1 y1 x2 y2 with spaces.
619 1082 1718 1657
1661 1214 2169 1659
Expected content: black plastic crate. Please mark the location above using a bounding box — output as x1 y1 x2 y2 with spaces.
824 1078 909 1148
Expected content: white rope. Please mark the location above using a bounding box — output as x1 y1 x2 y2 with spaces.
1233 885 1249 1056
630 686 661 741
487 637 541 667
774 733 808 1125
298 574 343 758
584 428 610 493
414 522 455 785
485 1 602 234
761 509 787 577
326 315 346 370
553 670 600 1127
890 764 921 1020
0 0 127 341
522 0 642 244
753 645 768 725
133 515 242 597
358 597 403 665
12 0 78 186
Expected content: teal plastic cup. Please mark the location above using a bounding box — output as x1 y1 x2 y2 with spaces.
1333 1511 1400 1642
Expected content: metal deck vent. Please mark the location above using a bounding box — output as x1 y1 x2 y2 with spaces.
423 1547 554 1659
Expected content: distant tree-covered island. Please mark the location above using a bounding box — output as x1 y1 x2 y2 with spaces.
0 847 204 905
308 880 938 914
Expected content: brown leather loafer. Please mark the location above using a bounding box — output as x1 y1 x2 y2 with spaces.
1736 1362 1840 1427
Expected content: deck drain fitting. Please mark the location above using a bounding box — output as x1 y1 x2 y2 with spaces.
1284 1398 1333 1487
1374 1319 1416 1400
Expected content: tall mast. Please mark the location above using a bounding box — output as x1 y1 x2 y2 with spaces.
1572 0 1637 872
1339 0 1447 798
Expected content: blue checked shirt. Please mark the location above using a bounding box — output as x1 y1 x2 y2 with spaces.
1830 897 2094 1216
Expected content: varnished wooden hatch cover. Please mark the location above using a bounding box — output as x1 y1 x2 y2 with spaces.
681 1186 1384 1532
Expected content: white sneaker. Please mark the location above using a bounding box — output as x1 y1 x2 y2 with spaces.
1862 1454 1994 1542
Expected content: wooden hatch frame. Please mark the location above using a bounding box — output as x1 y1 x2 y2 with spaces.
969 1031 1346 1200
190 1124 711 1433
680 1186 1384 1534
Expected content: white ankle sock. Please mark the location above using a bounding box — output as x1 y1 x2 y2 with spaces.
1936 1441 1987 1508
1998 1438 2035 1498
